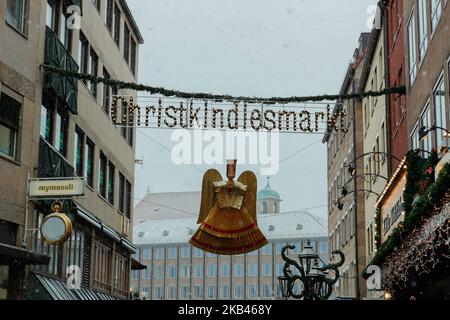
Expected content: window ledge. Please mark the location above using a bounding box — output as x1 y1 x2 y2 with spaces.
0 153 20 166
5 21 28 40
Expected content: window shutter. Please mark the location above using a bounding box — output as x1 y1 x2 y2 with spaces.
82 233 92 287
0 93 20 129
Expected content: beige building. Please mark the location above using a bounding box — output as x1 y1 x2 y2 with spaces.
130 184 329 300
1 0 143 300
323 33 370 299
358 26 389 266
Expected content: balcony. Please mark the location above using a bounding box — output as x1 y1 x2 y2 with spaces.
38 137 74 178
44 27 78 114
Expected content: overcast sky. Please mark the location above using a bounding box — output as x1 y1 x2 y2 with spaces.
127 0 377 220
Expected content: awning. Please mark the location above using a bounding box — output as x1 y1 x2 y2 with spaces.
73 201 136 254
0 243 50 265
131 258 146 270
32 272 119 300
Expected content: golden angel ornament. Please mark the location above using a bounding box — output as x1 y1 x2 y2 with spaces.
190 160 268 255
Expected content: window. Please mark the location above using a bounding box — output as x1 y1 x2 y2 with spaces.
207 285 216 299
234 284 243 299
74 127 84 177
234 264 243 277
114 3 121 46
247 263 257 277
125 180 132 218
180 286 189 299
131 39 137 75
275 243 284 254
143 247 151 259
107 161 115 204
167 265 177 279
194 248 203 258
421 104 432 153
167 286 176 299
262 283 272 298
46 0 56 30
262 263 272 277
431 0 442 32
207 264 217 277
79 32 89 82
102 68 111 115
85 138 95 187
221 285 230 299
6 0 29 34
153 266 163 279
194 265 203 278
180 265 190 278
194 286 203 299
154 287 163 300
0 92 20 160
65 227 85 280
40 104 52 142
118 173 125 213
434 75 447 148
105 0 113 31
93 240 112 292
319 240 328 253
54 109 68 156
181 246 190 258
407 12 417 86
248 284 257 298
155 247 164 259
276 263 284 276
99 152 107 198
220 264 229 277
417 0 428 61
168 247 177 258
262 244 272 255
89 49 99 98
142 268 149 279
58 5 72 51
124 24 131 63
131 270 139 279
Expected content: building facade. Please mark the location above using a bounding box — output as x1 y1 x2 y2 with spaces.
1 0 143 300
130 185 329 300
323 33 371 299
370 0 450 300
358 24 389 267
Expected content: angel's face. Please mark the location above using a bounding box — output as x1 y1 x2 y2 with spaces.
226 161 237 181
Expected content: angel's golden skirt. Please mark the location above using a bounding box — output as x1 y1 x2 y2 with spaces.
189 205 268 255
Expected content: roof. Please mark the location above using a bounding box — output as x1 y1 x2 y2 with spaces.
133 211 328 246
133 191 201 223
257 178 281 201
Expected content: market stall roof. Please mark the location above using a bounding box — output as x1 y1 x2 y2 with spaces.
0 243 50 265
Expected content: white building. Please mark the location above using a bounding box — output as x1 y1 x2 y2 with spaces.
130 181 329 300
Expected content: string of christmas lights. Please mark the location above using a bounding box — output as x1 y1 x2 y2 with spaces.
40 64 406 103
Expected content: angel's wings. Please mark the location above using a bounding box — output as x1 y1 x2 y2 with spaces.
237 171 257 221
197 169 222 224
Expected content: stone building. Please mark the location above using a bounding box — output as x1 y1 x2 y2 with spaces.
0 0 143 300
130 184 329 300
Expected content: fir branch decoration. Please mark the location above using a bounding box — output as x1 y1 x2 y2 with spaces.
40 64 406 103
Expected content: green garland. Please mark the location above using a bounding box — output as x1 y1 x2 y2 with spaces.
41 64 406 103
363 160 450 278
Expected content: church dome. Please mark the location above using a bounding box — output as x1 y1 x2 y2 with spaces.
257 178 281 201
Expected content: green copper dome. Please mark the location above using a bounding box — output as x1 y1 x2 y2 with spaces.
257 178 281 200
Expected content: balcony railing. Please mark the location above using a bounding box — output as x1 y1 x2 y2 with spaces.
44 27 79 114
38 137 74 178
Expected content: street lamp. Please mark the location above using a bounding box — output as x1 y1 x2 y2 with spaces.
419 125 450 141
278 240 345 300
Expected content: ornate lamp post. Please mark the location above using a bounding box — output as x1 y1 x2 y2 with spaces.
277 240 345 300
